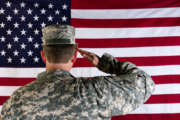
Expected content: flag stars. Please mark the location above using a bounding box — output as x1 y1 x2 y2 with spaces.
21 15 26 21
33 15 39 21
28 36 33 42
55 10 60 15
21 43 26 49
6 1 12 8
7 29 12 35
27 50 33 56
34 29 39 35
34 3 39 8
14 36 19 42
34 56 39 63
14 22 19 28
13 50 19 56
7 43 12 49
6 15 12 21
13 8 19 14
34 42 39 48
41 8 46 14
48 15 53 21
1 50 6 56
20 57 26 63
48 3 53 9
20 2 26 8
62 16 67 22
0 22 5 28
62 4 68 10
41 22 46 28
0 36 6 42
0 8 5 14
7 57 12 63
27 9 32 15
21 29 26 35
28 23 33 28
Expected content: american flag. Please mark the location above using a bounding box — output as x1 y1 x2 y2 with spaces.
1 0 180 120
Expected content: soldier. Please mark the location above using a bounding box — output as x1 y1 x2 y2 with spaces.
0 24 155 120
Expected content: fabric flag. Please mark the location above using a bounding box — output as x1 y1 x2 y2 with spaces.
1 0 180 120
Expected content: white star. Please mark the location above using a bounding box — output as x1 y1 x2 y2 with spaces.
14 36 19 42
62 16 67 22
41 8 46 14
48 15 53 21
21 29 26 35
41 22 46 28
13 8 19 14
0 22 5 28
48 3 53 9
21 43 26 49
28 36 33 42
7 57 12 63
28 23 33 28
20 2 26 8
1 50 6 56
33 15 39 21
34 56 39 63
27 50 33 56
55 10 60 15
14 22 19 28
21 15 26 21
62 4 68 10
0 36 6 42
34 42 39 48
27 9 32 15
6 1 12 7
0 8 5 14
34 29 39 35
13 50 19 56
34 3 39 8
6 15 12 21
7 43 12 49
20 57 26 63
7 29 12 35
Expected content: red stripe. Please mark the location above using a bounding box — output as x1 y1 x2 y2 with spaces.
145 94 180 104
72 18 180 28
111 113 180 120
72 0 180 9
1 94 180 105
76 37 180 48
152 75 180 84
0 78 35 86
74 56 180 67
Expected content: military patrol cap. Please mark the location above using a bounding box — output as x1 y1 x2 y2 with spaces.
42 24 76 45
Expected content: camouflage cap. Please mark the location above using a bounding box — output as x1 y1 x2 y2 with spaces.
42 24 76 45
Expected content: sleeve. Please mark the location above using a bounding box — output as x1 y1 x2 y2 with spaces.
79 53 155 118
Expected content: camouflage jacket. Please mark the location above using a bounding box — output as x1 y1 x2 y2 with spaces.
0 53 155 120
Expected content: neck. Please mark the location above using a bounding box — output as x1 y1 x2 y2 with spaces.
46 62 72 72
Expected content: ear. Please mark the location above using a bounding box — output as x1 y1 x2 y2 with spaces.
71 49 77 64
40 50 46 63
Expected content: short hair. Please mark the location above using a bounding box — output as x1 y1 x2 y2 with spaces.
42 44 77 64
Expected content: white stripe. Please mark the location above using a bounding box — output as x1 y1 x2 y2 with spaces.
0 65 180 78
79 46 180 57
1 103 180 114
76 26 180 38
72 7 180 19
131 103 180 114
0 83 179 96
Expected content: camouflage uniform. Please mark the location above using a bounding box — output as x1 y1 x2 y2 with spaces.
0 53 155 120
0 24 155 120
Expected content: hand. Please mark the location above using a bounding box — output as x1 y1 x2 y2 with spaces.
78 48 99 66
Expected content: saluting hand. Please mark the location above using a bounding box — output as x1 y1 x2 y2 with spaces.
77 48 99 66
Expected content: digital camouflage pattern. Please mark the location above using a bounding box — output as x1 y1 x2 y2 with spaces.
0 53 155 120
42 24 76 45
